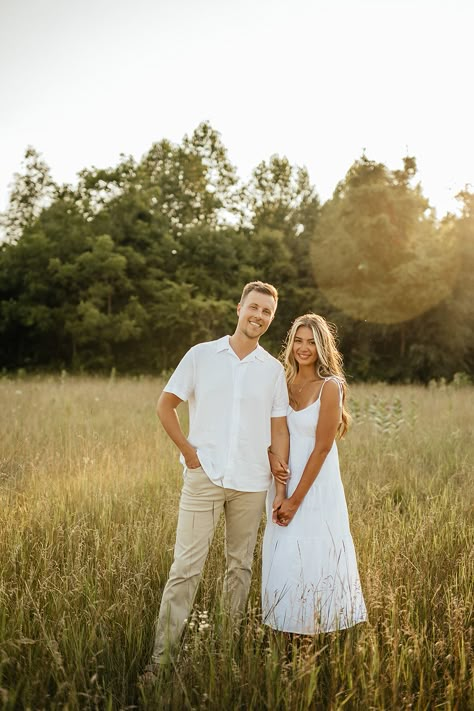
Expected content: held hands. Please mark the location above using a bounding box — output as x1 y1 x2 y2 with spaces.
273 496 299 527
271 493 285 523
268 451 290 485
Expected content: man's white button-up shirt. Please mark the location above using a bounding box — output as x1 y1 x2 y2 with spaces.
164 335 289 491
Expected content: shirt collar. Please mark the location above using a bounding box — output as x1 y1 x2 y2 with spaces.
216 335 266 362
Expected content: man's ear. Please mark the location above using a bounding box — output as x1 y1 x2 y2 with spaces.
236 302 241 316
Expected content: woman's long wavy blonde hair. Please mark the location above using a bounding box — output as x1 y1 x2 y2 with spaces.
282 313 351 438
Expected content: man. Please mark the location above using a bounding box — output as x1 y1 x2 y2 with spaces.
142 281 289 681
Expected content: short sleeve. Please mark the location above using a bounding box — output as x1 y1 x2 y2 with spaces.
271 367 289 417
163 348 195 402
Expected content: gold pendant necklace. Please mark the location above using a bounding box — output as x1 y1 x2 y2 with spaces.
294 378 318 394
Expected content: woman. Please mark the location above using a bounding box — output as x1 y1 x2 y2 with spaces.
262 314 367 634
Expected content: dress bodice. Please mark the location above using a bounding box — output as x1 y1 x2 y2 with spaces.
287 400 320 441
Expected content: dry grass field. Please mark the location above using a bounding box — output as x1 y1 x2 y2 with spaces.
0 375 472 710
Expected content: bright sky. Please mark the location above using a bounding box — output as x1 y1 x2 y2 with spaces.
1 0 473 217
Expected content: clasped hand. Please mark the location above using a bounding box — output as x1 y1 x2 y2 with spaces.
272 496 298 526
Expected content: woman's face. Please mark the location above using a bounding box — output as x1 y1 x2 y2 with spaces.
292 325 318 367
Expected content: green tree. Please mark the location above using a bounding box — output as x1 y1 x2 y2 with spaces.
413 189 474 379
312 156 457 324
136 122 240 237
3 129 470 381
74 155 138 220
311 156 462 379
1 147 57 242
245 155 321 339
143 280 235 370
247 155 319 237
0 191 92 368
182 121 241 225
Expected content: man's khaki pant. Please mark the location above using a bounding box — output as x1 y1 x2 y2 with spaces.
152 466 267 663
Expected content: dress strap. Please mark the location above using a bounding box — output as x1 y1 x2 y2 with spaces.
319 376 343 407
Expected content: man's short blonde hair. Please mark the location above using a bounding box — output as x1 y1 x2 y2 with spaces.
240 281 278 307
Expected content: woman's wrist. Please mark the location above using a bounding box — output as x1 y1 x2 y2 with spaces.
289 493 302 508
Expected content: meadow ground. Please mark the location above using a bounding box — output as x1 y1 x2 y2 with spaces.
0 376 472 710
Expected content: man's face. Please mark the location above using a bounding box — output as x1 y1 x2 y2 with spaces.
236 290 277 341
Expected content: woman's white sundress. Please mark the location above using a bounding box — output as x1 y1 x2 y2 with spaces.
262 377 367 634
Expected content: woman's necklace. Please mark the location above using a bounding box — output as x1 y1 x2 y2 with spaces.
293 378 319 394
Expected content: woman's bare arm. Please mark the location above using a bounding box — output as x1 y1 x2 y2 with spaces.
276 380 341 525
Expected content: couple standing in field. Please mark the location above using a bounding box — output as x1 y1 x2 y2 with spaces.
142 281 366 684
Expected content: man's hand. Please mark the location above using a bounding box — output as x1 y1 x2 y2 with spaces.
184 447 201 470
271 493 285 523
268 451 290 484
276 497 299 526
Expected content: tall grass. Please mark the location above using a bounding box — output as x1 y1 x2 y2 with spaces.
0 376 472 709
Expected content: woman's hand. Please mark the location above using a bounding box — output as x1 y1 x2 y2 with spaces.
276 497 299 526
268 451 290 484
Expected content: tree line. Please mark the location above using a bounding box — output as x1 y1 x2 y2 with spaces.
1 122 473 382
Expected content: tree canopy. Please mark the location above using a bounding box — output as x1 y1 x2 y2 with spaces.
1 124 472 382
